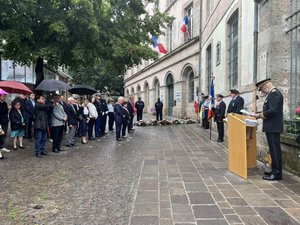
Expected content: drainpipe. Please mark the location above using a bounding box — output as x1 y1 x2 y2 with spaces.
253 0 259 112
198 0 203 93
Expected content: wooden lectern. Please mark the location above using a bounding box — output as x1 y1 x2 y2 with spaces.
227 114 257 179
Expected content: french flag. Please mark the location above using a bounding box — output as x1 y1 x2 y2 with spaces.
151 35 168 54
180 16 189 33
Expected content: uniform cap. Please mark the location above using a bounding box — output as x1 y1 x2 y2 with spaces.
255 78 271 91
217 94 224 98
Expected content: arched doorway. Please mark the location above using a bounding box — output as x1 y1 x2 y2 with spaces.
166 73 174 116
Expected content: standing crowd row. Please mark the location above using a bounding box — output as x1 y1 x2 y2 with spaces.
0 93 146 158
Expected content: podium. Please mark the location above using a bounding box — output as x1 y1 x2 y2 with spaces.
227 114 257 179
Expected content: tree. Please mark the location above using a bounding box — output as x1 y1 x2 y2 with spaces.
0 0 172 88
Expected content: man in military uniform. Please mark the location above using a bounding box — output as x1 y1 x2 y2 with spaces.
227 89 244 115
135 97 145 121
155 98 163 121
252 78 283 180
214 94 226 142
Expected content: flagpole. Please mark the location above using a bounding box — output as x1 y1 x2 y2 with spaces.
209 120 212 141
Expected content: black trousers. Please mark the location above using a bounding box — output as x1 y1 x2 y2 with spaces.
266 133 282 176
25 117 33 139
123 120 128 136
202 111 209 129
115 121 122 139
128 115 134 131
88 118 95 139
137 111 143 121
108 112 115 131
52 126 64 151
156 111 162 121
101 114 107 134
0 123 8 148
217 121 224 141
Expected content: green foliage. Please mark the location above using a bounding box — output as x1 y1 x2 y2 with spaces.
0 0 173 89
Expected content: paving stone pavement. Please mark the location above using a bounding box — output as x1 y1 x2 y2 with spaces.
0 120 300 225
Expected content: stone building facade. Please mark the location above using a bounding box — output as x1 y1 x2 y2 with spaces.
124 0 300 173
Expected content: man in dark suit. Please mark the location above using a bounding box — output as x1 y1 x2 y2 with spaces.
135 97 145 121
94 93 103 137
100 94 108 135
24 93 36 140
227 89 244 115
127 96 135 133
252 78 283 181
214 94 226 142
114 97 125 141
64 97 79 147
155 98 163 121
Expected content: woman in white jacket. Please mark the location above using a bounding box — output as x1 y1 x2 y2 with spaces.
87 97 98 140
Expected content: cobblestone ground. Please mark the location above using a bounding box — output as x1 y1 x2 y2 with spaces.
1 119 300 225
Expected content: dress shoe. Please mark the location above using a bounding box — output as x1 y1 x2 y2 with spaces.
71 143 76 146
19 146 25 149
41 151 48 156
264 171 272 176
262 174 282 181
57 148 65 152
0 156 6 160
66 145 73 148
81 141 87 144
13 147 18 151
52 149 60 153
217 139 224 142
117 138 122 141
35 153 42 158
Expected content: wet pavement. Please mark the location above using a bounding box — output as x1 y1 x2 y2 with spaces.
0 118 300 225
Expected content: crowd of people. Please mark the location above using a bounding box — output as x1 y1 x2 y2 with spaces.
0 92 145 159
198 89 245 143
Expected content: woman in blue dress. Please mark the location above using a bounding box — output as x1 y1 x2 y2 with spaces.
9 101 25 150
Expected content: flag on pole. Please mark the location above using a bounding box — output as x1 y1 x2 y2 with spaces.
194 87 199 113
208 77 215 120
180 16 189 33
151 35 168 54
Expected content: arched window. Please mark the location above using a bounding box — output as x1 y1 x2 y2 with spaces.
188 72 194 103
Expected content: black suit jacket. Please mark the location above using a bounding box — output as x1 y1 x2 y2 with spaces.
65 104 79 126
24 99 35 120
0 101 9 126
127 102 134 117
262 88 283 133
114 103 124 124
214 101 226 123
9 108 24 131
227 95 244 115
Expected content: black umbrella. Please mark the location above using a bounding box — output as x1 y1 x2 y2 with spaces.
35 79 71 92
68 84 97 95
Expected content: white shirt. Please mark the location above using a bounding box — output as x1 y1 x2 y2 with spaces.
108 103 114 113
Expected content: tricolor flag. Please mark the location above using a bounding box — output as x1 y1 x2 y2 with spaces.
180 16 189 33
151 35 168 54
208 77 215 120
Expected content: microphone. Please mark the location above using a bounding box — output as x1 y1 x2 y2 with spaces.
245 95 259 106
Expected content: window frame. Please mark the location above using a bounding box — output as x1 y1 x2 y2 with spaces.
228 11 239 89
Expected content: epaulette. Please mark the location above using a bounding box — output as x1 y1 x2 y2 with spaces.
271 88 277 93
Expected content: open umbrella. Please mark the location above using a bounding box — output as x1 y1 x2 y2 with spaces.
0 88 9 95
0 81 33 95
35 79 71 92
68 84 97 95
